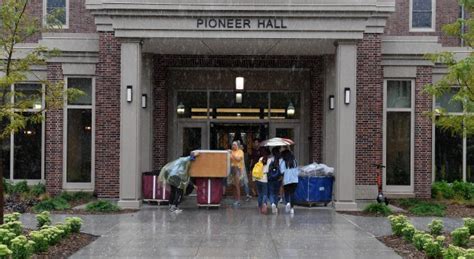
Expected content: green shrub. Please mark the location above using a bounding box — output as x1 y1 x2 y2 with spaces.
401 223 416 242
432 181 455 199
464 218 474 235
33 197 70 212
58 191 94 203
30 183 46 197
443 245 466 259
39 226 64 246
452 227 471 247
85 200 120 212
3 179 13 195
1 221 23 236
398 198 422 208
36 211 52 228
413 231 432 251
55 223 71 237
0 228 18 247
0 244 12 258
428 219 444 236
388 215 408 236
72 192 94 202
65 217 83 233
423 236 443 258
4 212 21 224
11 181 29 194
57 192 73 202
452 181 474 200
10 235 34 259
29 231 49 253
408 202 446 216
466 249 474 258
363 203 392 216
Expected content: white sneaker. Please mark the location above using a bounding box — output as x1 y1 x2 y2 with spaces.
271 203 277 214
169 205 176 212
290 208 294 214
285 203 291 213
174 208 183 214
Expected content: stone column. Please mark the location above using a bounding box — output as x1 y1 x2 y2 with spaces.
118 40 143 209
334 41 358 211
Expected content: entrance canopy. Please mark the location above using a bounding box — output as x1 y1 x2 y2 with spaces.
87 0 395 50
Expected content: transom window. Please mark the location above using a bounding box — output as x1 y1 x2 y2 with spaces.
410 0 436 31
177 91 300 120
43 0 69 28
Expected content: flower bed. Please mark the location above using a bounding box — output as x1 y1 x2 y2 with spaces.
381 215 474 258
0 212 96 258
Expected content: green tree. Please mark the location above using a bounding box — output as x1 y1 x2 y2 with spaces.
424 0 474 137
0 0 81 224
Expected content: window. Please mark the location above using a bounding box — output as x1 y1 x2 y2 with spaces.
410 0 435 31
43 0 69 28
0 84 44 181
434 87 474 182
384 80 414 190
65 78 93 185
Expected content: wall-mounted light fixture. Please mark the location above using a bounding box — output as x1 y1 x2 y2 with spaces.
235 93 243 104
329 95 335 110
344 88 351 105
287 102 295 117
235 77 244 91
141 94 147 109
177 102 185 115
126 85 133 103
33 100 42 110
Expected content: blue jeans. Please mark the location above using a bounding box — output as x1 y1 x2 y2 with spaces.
267 180 280 205
256 181 268 208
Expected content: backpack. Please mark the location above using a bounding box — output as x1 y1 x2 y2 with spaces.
267 159 282 181
252 161 264 180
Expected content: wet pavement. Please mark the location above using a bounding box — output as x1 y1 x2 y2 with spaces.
17 199 462 258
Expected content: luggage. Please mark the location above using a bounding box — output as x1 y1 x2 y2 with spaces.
142 172 170 201
195 177 223 205
294 176 334 206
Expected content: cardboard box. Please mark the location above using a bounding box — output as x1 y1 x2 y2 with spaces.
189 150 230 178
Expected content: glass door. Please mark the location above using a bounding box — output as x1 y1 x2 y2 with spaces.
177 122 208 158
270 123 300 163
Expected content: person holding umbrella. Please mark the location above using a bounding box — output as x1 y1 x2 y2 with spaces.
261 137 296 214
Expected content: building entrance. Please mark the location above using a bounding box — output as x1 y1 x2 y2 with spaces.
210 123 269 152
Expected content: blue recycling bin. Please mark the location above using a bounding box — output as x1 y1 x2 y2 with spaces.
294 176 334 206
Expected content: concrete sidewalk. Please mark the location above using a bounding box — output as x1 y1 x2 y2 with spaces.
19 198 407 258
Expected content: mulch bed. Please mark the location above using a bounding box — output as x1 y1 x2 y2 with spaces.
377 235 426 259
33 232 98 259
338 199 474 218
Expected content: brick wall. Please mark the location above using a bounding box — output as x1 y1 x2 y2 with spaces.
45 63 63 195
414 66 433 198
356 34 384 186
384 0 461 47
26 0 97 43
152 58 168 170
152 55 324 169
310 61 324 163
95 32 120 198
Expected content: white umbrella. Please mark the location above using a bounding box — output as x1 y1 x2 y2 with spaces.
261 137 295 147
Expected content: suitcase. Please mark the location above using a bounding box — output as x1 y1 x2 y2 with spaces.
142 172 170 202
195 177 223 206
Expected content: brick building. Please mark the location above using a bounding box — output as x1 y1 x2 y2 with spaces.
1 0 471 209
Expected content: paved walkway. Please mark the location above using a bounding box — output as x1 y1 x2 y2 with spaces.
17 200 463 258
